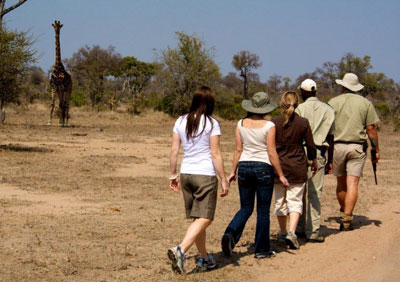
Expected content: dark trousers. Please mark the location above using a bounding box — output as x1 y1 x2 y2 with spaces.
224 161 274 255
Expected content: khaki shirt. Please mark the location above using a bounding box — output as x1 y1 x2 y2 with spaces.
296 97 335 147
328 93 380 142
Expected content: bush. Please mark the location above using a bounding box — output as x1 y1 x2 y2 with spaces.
375 104 390 120
70 90 86 107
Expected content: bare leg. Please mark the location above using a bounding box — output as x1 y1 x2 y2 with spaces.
336 176 347 211
180 218 212 254
288 212 301 233
344 176 360 215
195 230 207 258
48 89 56 125
277 215 287 233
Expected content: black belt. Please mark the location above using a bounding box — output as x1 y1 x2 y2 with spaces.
334 140 368 152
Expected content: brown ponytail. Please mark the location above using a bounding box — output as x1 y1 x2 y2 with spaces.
280 91 299 127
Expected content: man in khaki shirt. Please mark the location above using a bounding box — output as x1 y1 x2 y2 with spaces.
328 73 380 231
295 79 335 242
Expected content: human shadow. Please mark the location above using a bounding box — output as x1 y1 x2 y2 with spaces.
0 144 52 153
322 214 382 237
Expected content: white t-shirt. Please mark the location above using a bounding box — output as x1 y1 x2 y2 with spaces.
173 115 221 176
238 119 275 165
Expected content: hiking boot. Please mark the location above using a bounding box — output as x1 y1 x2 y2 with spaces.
340 214 354 231
193 254 217 272
285 231 300 250
254 250 276 259
306 235 325 243
277 232 287 244
167 245 185 274
221 234 234 257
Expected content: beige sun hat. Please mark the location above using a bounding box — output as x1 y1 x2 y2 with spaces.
335 73 364 92
241 92 278 114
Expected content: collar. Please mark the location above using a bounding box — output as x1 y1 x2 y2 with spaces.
304 97 319 102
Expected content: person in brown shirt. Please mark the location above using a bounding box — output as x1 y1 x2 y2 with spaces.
271 91 317 250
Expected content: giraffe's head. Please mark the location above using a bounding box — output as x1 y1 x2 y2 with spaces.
52 20 63 33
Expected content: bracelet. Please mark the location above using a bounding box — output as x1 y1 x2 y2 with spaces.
169 174 179 181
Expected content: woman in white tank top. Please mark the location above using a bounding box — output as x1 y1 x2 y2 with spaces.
221 92 289 259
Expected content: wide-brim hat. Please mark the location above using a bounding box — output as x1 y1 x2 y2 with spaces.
241 92 278 114
335 73 364 92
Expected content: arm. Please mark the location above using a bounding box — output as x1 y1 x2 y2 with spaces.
366 124 380 163
210 135 229 197
304 121 318 173
169 132 181 192
325 134 334 174
228 126 243 183
267 126 289 187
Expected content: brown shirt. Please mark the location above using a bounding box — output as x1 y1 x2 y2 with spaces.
271 113 316 183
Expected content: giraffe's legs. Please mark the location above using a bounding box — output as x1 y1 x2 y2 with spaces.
65 101 69 127
48 88 56 125
59 98 65 127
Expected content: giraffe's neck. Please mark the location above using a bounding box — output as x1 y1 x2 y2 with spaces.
55 32 61 67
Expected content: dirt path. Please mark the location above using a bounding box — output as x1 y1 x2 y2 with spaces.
0 107 399 281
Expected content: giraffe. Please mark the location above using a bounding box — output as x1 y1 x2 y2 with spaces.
48 20 72 127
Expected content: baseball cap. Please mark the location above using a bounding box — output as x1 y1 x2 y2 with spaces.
299 79 317 92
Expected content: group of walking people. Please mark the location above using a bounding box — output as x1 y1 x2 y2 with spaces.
168 72 380 274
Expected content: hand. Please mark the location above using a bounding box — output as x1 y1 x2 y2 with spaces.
169 178 180 192
311 159 318 175
325 162 333 175
372 152 380 164
279 175 289 188
228 172 237 184
220 180 229 197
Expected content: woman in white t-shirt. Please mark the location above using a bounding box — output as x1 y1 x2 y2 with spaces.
168 86 229 274
221 92 289 259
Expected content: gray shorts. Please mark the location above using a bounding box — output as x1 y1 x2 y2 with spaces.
180 174 218 220
333 143 367 177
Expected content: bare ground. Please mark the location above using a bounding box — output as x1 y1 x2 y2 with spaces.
0 104 399 282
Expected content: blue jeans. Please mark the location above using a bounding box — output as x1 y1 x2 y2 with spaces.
224 161 274 255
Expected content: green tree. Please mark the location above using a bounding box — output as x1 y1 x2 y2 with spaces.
232 50 261 99
0 27 36 123
156 32 220 115
66 45 121 109
113 56 156 113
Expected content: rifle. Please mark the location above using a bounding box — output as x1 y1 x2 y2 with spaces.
370 138 378 185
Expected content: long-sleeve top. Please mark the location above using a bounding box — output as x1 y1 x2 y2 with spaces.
271 113 316 183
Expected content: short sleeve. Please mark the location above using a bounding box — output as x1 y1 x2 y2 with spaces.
210 118 221 136
173 116 182 134
366 101 380 126
264 121 275 132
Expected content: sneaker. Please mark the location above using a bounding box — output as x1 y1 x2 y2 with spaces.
167 245 185 274
221 234 234 257
277 232 287 244
194 254 217 272
254 250 276 259
340 214 354 231
306 235 325 243
339 223 354 231
285 232 300 250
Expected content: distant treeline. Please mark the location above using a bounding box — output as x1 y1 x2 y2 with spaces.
2 29 399 129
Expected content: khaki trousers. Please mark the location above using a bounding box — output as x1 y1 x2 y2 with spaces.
298 149 325 239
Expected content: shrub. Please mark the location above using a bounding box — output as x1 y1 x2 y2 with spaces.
375 104 390 120
70 90 86 107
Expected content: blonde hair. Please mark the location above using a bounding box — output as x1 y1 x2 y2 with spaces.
280 91 299 127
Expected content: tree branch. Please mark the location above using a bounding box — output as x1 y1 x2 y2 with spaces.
1 0 28 17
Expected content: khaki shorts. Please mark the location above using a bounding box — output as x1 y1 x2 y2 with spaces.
180 174 218 220
333 143 367 177
274 182 305 216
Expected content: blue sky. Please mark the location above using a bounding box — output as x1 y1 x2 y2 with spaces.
4 0 400 82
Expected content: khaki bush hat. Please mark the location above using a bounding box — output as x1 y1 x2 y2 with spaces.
241 92 278 114
336 73 364 92
299 79 317 91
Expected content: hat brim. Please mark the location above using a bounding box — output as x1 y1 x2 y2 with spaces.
241 100 278 114
336 79 364 92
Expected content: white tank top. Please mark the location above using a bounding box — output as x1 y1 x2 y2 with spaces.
238 119 275 165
